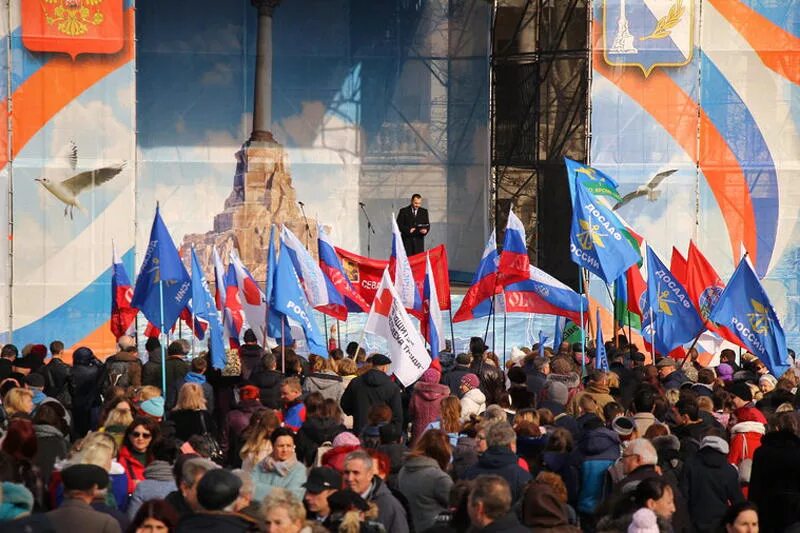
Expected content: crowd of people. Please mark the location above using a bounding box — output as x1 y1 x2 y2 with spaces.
0 329 794 532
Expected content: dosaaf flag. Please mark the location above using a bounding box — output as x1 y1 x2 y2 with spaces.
595 309 609 371
570 183 640 283
564 157 623 203
710 257 789 376
364 269 432 387
110 242 137 339
642 246 704 356
131 206 191 332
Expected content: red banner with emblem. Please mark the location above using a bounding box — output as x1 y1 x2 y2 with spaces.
21 0 125 59
335 244 451 311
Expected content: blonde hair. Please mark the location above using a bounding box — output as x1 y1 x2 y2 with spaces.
312 355 338 374
263 487 306 523
139 385 162 402
175 383 207 411
281 377 302 393
240 409 280 465
77 432 117 471
105 405 134 428
3 388 33 416
665 389 680 406
337 358 357 376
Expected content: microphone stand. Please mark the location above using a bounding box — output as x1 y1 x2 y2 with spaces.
298 202 312 249
360 203 375 257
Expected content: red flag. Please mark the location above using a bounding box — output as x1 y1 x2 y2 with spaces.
110 245 137 339
671 247 688 286
686 241 747 349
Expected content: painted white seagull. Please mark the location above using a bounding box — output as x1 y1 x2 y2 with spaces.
613 169 678 210
35 141 126 219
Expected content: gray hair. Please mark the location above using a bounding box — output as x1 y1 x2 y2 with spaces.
262 352 276 370
483 405 506 424
626 438 658 466
344 450 374 471
486 421 516 448
181 457 219 488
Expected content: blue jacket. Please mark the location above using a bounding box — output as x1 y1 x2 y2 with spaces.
576 427 620 514
464 446 531 502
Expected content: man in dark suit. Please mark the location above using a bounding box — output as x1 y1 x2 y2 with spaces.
396 193 429 256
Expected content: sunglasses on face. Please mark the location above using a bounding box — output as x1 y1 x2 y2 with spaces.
132 432 152 439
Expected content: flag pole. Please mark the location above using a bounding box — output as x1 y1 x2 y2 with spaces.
159 279 167 400
502 309 507 368
649 305 656 364
336 319 341 350
190 245 196 357
447 307 455 355
492 300 497 354
483 294 494 345
680 328 705 371
281 317 286 373
578 266 586 378
323 313 329 353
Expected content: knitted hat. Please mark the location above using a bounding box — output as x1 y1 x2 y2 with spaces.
758 374 778 388
728 381 753 402
628 508 660 533
716 363 734 382
332 432 360 448
140 396 165 418
700 435 730 455
612 416 635 437
0 482 33 520
239 385 260 401
460 373 480 390
197 469 242 511
420 367 440 384
545 380 569 406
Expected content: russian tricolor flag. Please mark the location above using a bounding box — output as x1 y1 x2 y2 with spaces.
318 224 369 317
223 262 245 348
498 207 530 287
391 215 422 312
453 231 501 323
421 253 446 356
110 242 137 339
504 265 588 324
280 225 347 320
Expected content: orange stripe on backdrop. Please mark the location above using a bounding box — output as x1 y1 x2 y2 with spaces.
65 319 119 364
707 0 800 86
1 7 135 169
591 24 757 267
587 296 648 362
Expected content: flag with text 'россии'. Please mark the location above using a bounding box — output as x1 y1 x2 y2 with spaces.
191 248 226 370
564 156 623 203
710 257 788 376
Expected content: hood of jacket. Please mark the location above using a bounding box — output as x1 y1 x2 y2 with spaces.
578 427 620 458
698 446 729 468
477 445 518 469
73 348 97 366
34 423 65 440
185 372 206 384
363 368 394 388
734 405 768 425
402 455 440 473
144 460 175 481
306 372 343 390
414 381 450 402
522 480 570 528
462 387 486 404
586 382 611 395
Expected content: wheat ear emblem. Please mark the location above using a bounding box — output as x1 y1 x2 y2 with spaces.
640 0 685 40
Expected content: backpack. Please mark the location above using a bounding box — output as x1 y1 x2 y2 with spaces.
314 441 333 467
105 359 133 390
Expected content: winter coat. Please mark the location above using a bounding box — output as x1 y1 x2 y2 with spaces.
728 420 765 468
280 400 306 432
542 450 580 506
749 429 800 533
525 369 548 401
180 372 215 413
222 399 263 463
522 478 581 532
366 476 409 533
176 511 261 533
632 412 657 437
679 447 743 533
238 343 264 381
509 384 536 410
469 359 505 405
474 512 529 533
576 427 620 515
452 435 478 481
142 355 189 408
459 388 486 422
303 371 345 403
441 365 471 397
295 416 345 466
33 424 69 485
397 455 453 531
662 369 689 390
101 351 142 389
249 457 307 501
71 351 104 436
127 460 176 519
39 358 72 408
118 445 148 496
464 446 531 502
571 383 616 417
247 369 283 409
321 444 361 473
168 409 216 443
340 369 403 434
409 381 450 442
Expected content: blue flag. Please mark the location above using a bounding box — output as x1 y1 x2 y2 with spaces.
553 316 565 351
273 246 326 356
131 206 191 331
710 257 788 376
595 309 609 371
538 330 548 359
190 248 226 370
564 157 622 203
265 225 291 344
570 183 640 283
642 246 704 356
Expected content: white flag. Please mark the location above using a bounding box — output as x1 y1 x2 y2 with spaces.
364 268 432 386
391 214 420 310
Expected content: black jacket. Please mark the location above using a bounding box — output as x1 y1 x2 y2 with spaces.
39 358 72 407
749 430 800 533
463 446 531 502
168 409 216 443
396 205 429 256
295 416 346 466
176 511 260 532
0 358 12 383
441 365 471 397
475 512 529 533
238 343 264 381
679 446 743 533
341 369 403 434
469 359 505 406
248 368 283 409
